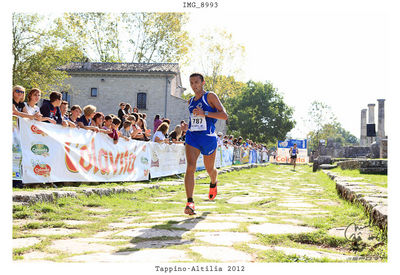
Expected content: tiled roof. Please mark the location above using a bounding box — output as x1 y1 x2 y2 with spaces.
58 62 180 74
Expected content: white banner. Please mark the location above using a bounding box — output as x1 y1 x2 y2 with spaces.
149 142 186 178
19 118 150 183
12 117 22 180
274 148 309 164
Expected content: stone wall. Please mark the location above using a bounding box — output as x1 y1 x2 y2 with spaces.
63 73 188 132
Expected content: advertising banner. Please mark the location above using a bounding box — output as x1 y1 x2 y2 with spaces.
241 148 250 164
221 146 234 167
19 118 150 183
12 117 22 180
233 147 241 165
215 146 222 168
277 139 307 149
149 142 186 178
275 139 309 164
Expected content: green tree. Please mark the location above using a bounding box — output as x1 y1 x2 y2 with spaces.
59 12 191 63
123 13 191 64
12 13 46 85
203 75 245 104
226 81 295 143
19 45 86 93
12 13 86 91
307 122 358 151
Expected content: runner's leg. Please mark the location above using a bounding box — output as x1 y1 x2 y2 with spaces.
203 149 217 184
184 144 201 199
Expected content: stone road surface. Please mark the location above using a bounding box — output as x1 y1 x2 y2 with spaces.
13 164 383 263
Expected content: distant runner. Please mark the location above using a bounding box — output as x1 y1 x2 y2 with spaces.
289 143 298 170
184 73 228 215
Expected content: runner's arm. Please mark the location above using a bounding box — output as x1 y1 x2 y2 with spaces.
194 92 228 120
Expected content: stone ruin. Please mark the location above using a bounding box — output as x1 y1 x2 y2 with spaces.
312 99 387 174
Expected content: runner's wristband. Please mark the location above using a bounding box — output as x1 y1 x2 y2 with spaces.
204 111 208 116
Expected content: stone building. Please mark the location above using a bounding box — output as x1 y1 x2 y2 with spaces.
57 62 189 132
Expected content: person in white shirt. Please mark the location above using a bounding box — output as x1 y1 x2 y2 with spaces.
152 122 170 143
23 88 55 124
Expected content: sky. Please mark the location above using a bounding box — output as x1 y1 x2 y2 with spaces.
181 12 388 139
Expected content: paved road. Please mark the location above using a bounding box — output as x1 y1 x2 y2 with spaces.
13 164 384 265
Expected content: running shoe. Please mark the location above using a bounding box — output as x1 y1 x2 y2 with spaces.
209 181 218 200
184 202 196 215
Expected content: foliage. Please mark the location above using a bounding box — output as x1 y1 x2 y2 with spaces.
12 13 86 91
12 12 191 92
225 80 295 143
60 12 191 64
305 101 358 151
204 75 246 104
307 121 358 151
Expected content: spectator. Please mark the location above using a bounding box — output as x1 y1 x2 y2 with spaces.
169 125 184 144
77 105 99 132
108 117 121 144
12 85 27 116
142 113 147 128
68 105 82 126
92 112 105 128
179 120 188 142
133 106 139 113
232 138 238 146
120 121 132 141
237 136 243 146
152 122 169 143
128 115 144 140
40 91 67 126
228 135 234 145
103 115 113 130
124 103 132 115
162 118 171 125
60 100 77 128
153 114 162 133
23 88 55 124
135 117 151 141
217 132 223 146
117 102 126 129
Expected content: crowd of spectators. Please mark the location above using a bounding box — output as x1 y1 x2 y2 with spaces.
12 86 189 145
12 85 276 157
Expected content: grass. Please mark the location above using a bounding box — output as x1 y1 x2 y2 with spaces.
12 163 387 262
330 167 387 188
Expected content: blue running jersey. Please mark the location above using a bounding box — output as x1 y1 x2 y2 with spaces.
187 91 218 136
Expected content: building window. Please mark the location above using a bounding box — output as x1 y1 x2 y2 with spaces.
137 93 147 109
61 91 71 105
91 88 98 97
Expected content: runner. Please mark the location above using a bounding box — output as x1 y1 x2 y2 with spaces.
184 73 228 215
289 143 298 170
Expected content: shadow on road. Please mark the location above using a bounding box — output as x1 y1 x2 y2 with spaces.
114 211 210 254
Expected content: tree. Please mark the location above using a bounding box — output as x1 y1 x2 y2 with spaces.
12 13 46 85
12 13 86 91
307 122 358 151
59 12 191 63
19 45 86 93
226 81 295 143
203 75 245 104
123 13 191 64
305 101 358 151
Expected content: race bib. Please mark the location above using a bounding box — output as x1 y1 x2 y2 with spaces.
190 114 207 131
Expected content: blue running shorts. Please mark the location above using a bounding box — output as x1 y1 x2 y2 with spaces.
185 131 217 156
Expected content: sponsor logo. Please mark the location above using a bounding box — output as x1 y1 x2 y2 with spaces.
151 151 159 167
30 125 47 136
33 164 51 177
141 156 149 165
31 144 50 156
143 169 149 177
